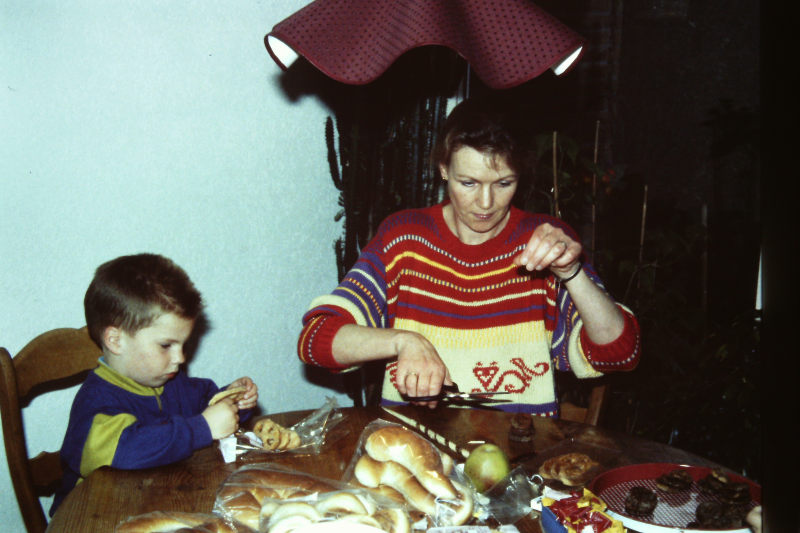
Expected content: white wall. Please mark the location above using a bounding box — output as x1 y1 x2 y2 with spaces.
0 1 353 529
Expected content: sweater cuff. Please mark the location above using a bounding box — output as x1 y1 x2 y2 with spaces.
298 315 353 371
187 414 213 450
580 307 641 370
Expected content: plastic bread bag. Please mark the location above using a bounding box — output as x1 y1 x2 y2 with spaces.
470 465 544 525
214 463 411 533
233 397 347 458
341 419 477 528
115 510 252 532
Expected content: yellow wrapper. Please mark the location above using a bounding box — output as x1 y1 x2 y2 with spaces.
543 489 625 533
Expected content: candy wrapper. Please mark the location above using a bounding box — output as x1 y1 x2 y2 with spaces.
342 419 477 528
220 397 346 462
540 488 625 533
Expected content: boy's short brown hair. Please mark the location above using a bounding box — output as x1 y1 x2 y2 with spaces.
84 253 204 348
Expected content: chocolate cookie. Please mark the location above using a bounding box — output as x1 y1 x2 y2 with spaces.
655 468 694 492
624 486 658 516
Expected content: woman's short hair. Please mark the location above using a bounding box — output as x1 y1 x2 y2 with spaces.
84 253 204 347
432 98 526 175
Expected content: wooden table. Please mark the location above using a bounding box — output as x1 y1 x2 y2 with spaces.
46 405 725 533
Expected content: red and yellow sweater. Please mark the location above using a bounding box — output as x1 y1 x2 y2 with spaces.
299 203 639 415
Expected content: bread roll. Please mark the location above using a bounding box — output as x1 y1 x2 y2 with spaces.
260 500 282 521
333 514 383 529
373 507 412 533
215 490 261 529
267 502 321 529
365 427 457 500
267 515 314 533
315 492 369 516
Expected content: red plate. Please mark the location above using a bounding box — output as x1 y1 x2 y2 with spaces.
590 463 760 532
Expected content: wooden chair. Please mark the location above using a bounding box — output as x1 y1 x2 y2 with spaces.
0 327 101 533
559 383 610 426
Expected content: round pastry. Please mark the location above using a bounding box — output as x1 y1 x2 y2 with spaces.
624 486 658 516
315 491 369 516
720 482 751 505
254 419 283 451
695 501 747 529
539 453 601 487
655 468 694 492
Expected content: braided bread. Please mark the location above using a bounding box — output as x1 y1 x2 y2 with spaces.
365 426 457 500
353 455 473 526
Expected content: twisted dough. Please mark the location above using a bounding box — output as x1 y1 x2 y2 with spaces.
355 455 437 516
354 455 473 526
365 426 457 500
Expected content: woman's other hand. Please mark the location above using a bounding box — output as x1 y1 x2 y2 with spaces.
513 223 582 279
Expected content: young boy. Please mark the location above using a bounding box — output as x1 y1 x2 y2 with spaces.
50 253 258 516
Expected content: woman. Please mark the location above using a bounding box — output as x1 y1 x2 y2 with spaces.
298 99 640 415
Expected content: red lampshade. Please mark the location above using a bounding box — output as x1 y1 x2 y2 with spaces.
265 0 586 89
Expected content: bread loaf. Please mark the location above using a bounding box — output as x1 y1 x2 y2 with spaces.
223 468 338 495
115 511 237 533
365 426 457 500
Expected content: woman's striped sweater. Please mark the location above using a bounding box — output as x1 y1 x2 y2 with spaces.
299 203 640 415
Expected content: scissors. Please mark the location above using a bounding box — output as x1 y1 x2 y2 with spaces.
404 383 513 402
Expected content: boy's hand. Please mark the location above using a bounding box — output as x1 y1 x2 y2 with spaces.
228 377 258 410
201 399 239 440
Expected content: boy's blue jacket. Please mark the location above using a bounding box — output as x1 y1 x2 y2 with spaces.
50 358 252 516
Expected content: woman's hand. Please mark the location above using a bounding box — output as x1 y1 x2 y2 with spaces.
513 223 582 279
393 331 452 409
228 377 258 410
514 223 625 344
331 325 452 409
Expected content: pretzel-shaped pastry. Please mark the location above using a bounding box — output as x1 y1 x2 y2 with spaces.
254 419 302 451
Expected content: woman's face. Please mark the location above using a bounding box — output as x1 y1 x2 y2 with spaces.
440 146 518 244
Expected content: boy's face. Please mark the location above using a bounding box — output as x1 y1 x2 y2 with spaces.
105 312 195 388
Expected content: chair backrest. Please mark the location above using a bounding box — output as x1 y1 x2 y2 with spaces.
559 384 610 426
0 327 101 533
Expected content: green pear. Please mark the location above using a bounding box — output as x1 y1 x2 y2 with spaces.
464 443 511 493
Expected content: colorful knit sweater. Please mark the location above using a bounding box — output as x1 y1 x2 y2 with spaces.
299 203 640 415
51 359 252 517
